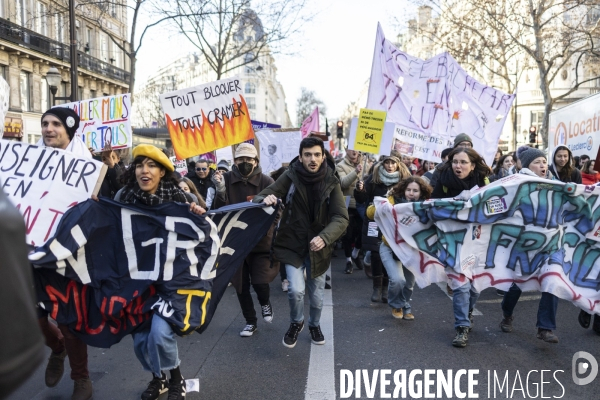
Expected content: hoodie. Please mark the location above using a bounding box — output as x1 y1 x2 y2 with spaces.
549 145 582 183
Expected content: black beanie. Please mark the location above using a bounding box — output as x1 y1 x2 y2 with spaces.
41 107 80 139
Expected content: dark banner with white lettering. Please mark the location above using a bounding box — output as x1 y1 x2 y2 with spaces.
31 198 278 348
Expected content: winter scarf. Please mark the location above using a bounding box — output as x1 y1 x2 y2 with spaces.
439 167 483 192
378 167 400 187
119 180 188 206
293 160 328 219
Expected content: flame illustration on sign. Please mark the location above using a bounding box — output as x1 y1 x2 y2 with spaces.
166 97 254 160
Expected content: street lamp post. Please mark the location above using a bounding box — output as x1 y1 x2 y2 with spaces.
46 67 72 105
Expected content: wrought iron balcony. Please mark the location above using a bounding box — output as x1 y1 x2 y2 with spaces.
0 17 130 84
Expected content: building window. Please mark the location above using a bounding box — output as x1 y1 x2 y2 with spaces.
245 83 255 94
41 77 49 110
0 0 4 18
113 44 122 68
90 89 96 99
20 71 31 112
55 13 64 42
100 32 109 61
530 111 544 134
246 97 256 110
36 1 47 36
86 28 93 54
0 65 6 80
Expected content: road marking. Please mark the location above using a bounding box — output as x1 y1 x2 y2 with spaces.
305 266 336 400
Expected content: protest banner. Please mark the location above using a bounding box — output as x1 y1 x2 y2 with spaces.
160 77 254 160
169 156 188 175
0 139 105 246
30 199 278 347
254 128 302 173
0 77 9 137
353 108 387 153
367 23 515 165
348 117 395 156
374 174 600 315
56 94 132 152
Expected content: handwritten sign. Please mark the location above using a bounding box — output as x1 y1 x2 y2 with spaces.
160 78 254 160
169 156 188 175
348 118 395 156
56 94 132 151
0 139 105 246
353 108 387 153
367 24 515 165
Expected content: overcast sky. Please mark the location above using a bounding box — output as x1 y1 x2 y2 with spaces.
134 0 413 126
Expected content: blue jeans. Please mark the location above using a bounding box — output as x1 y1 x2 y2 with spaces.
133 315 180 376
380 243 415 312
453 281 480 328
501 283 558 330
286 258 326 328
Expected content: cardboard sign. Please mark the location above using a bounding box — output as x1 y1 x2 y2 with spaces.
353 108 387 153
160 78 254 160
170 156 188 175
348 118 395 156
254 129 302 173
56 94 133 152
0 139 105 246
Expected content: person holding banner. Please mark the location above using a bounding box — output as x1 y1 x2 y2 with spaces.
254 137 349 348
212 143 280 338
356 156 411 303
371 176 432 320
430 148 490 348
117 144 205 400
429 134 474 189
489 154 515 182
549 145 582 184
498 147 562 343
36 107 95 400
336 149 364 274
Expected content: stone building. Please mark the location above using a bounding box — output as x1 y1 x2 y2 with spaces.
0 0 130 144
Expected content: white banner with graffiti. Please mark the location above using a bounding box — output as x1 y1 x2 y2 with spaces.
374 174 600 315
367 23 515 165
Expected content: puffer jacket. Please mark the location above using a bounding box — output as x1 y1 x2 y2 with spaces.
253 157 349 278
336 156 360 209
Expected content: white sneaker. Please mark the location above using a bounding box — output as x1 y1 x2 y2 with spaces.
261 302 274 323
240 324 257 337
281 279 289 292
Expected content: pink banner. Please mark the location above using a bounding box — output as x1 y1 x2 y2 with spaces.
300 107 320 139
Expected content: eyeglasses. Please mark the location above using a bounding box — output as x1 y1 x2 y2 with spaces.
196 167 208 171
452 160 471 166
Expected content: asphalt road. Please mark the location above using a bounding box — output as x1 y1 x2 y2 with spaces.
8 254 600 400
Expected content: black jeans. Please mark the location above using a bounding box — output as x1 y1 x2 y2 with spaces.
342 208 363 257
369 251 388 278
237 263 270 325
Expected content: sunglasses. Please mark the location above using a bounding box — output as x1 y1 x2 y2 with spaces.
196 167 208 171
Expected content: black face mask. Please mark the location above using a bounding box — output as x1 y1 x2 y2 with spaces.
238 162 254 176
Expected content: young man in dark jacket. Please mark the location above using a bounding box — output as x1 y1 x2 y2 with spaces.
213 143 280 337
254 137 349 348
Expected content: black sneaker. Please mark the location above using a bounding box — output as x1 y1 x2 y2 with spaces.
261 302 273 323
309 326 325 345
167 378 186 400
141 373 168 400
344 261 353 274
282 321 304 348
452 326 469 348
240 324 257 337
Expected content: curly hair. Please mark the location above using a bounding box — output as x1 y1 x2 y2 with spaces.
122 155 180 188
389 176 432 200
440 148 491 178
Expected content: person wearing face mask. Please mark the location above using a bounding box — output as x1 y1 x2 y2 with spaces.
498 147 563 344
431 148 490 348
212 143 281 338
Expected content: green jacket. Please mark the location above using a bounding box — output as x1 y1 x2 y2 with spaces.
253 158 349 278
